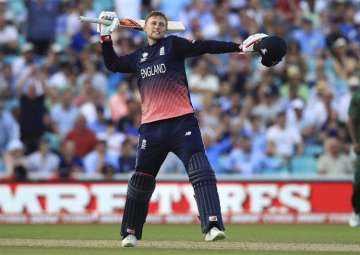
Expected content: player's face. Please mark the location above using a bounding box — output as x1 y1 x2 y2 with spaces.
144 16 167 42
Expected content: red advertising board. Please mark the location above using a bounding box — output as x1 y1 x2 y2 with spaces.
0 181 353 224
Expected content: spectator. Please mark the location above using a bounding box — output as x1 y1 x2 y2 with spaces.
0 63 16 100
75 79 102 124
117 137 136 173
0 101 20 154
188 59 220 110
242 113 267 152
202 132 232 173
306 80 334 132
286 98 317 143
83 135 117 178
108 81 130 123
77 60 107 96
26 137 60 179
266 111 304 163
326 15 346 50
50 89 79 138
252 84 283 125
43 43 63 75
98 120 126 156
58 140 83 180
284 41 307 76
317 137 353 176
331 37 356 81
338 76 360 123
65 114 97 157
12 43 36 79
0 13 18 54
280 65 309 102
217 81 233 112
87 105 107 134
70 22 96 53
228 135 264 175
3 140 28 181
26 0 59 55
292 17 325 56
48 61 74 90
16 65 48 153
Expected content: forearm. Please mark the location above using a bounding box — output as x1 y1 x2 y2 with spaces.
173 35 240 58
191 40 240 55
101 38 135 73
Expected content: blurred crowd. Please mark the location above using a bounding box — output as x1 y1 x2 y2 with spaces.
0 0 359 181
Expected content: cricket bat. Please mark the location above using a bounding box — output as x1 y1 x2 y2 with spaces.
79 16 185 32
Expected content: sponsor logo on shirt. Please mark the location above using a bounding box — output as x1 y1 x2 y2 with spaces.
140 63 167 79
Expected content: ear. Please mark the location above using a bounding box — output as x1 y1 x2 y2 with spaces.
143 21 149 33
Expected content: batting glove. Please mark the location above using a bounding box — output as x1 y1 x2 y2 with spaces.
97 11 118 36
240 33 269 53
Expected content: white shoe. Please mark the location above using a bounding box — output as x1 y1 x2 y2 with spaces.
205 227 226 241
349 213 360 228
121 234 137 247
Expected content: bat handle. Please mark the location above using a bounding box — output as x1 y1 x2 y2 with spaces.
79 16 112 26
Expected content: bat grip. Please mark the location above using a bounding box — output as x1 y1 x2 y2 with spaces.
79 16 112 26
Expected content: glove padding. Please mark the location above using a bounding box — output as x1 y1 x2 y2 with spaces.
97 11 118 36
241 33 269 53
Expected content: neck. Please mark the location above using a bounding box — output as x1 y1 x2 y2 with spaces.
147 37 157 46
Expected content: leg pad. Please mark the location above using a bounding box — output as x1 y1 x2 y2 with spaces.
188 152 224 233
121 172 155 239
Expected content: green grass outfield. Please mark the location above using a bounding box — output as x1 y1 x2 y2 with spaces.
0 224 359 254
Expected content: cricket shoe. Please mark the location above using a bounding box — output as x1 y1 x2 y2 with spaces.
349 213 360 228
121 234 137 247
205 227 226 242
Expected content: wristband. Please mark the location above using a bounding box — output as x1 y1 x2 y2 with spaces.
100 35 112 43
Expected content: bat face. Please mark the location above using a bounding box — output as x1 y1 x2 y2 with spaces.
79 16 186 33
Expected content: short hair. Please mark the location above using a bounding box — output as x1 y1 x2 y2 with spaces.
145 11 168 27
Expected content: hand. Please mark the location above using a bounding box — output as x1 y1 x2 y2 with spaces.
97 11 118 36
240 33 268 53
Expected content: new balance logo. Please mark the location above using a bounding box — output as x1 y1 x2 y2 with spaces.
260 48 267 55
141 139 147 150
159 46 165 56
185 131 192 136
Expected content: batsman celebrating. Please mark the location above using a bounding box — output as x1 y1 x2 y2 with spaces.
97 11 286 247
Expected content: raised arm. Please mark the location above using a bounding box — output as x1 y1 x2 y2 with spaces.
101 40 137 73
171 33 271 58
97 11 137 73
172 35 241 58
